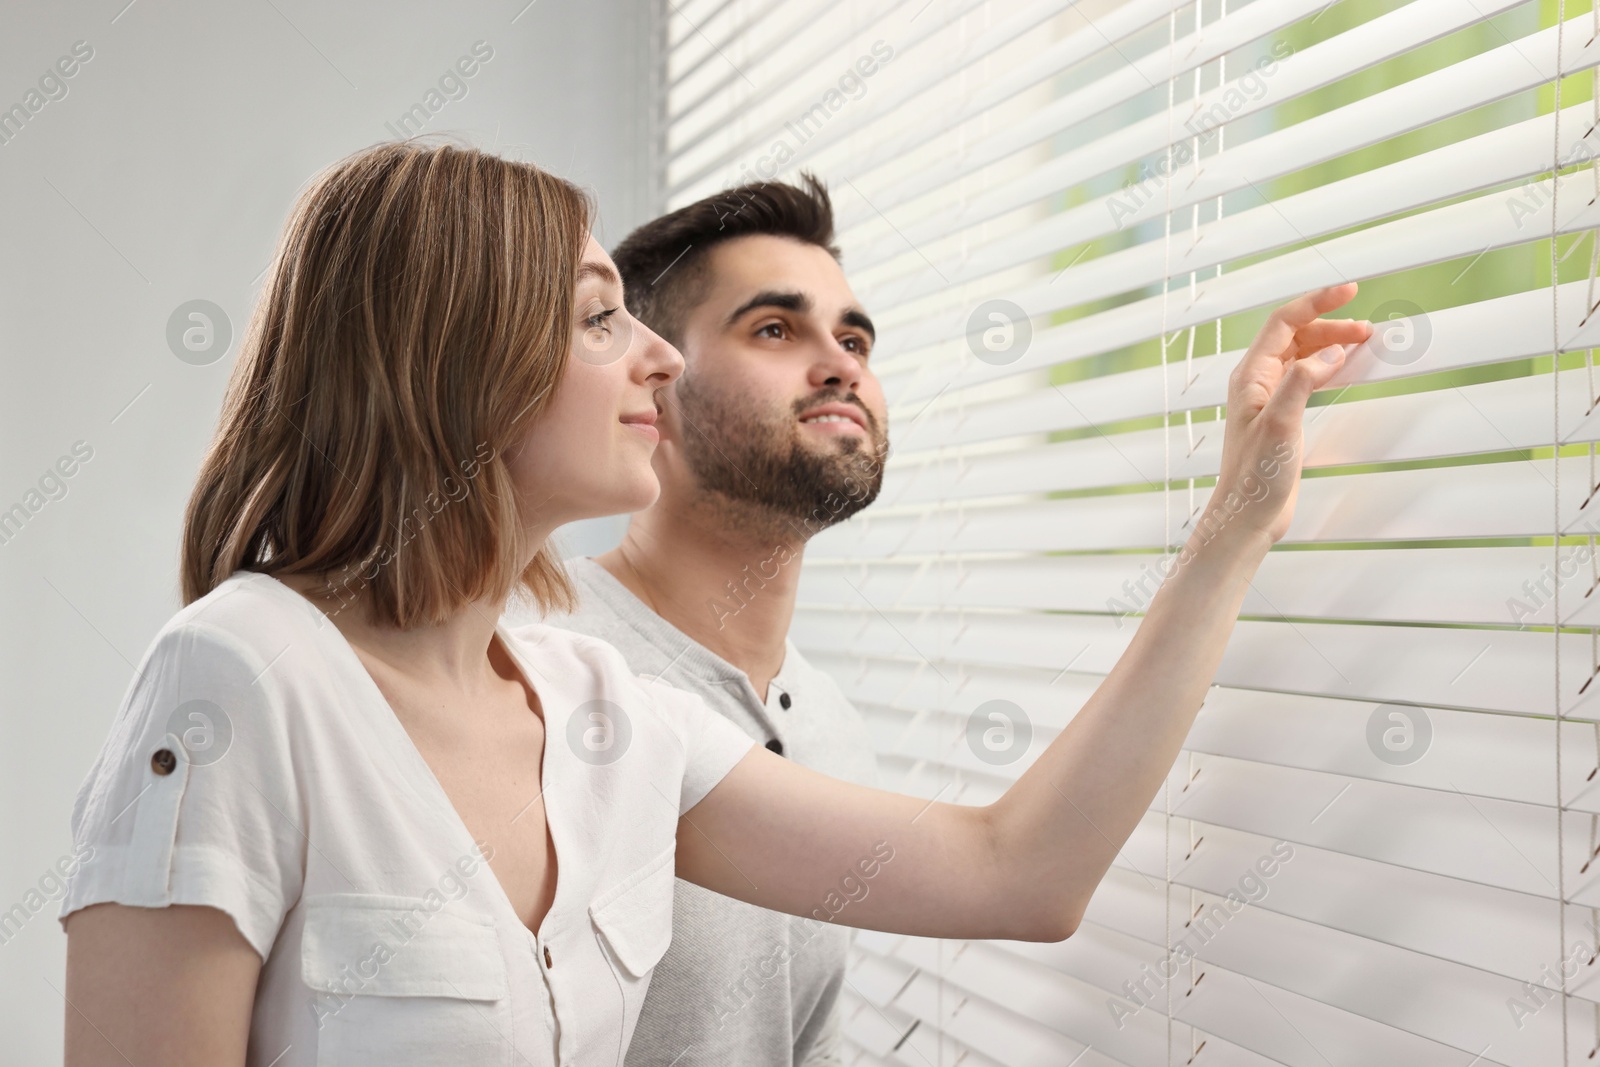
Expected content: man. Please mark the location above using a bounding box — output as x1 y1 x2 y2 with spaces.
544 173 885 1066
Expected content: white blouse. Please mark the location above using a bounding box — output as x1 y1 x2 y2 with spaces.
57 570 757 1067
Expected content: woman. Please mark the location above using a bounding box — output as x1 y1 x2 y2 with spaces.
60 141 1370 1066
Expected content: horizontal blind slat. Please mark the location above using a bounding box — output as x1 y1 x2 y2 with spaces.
666 0 784 82
884 281 1592 455
880 168 1600 397
1092 824 1574 991
867 100 1597 318
821 0 1186 188
873 368 1592 509
850 937 1286 1067
790 608 1584 718
802 543 1593 628
1075 875 1579 1062
849 691 1600 813
669 0 1087 192
810 456 1595 557
667 0 977 167
836 0 1532 243
667 0 883 138
858 930 1514 1067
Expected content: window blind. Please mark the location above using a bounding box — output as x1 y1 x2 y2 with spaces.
662 1 1600 1064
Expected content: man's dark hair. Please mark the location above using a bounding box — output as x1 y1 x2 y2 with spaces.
611 172 840 347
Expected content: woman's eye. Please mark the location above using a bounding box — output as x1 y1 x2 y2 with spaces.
586 308 619 332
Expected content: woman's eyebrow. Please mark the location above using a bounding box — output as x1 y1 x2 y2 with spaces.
576 261 622 288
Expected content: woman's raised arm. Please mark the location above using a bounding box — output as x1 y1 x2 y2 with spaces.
675 284 1374 942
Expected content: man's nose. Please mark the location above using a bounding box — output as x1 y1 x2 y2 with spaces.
811 340 862 390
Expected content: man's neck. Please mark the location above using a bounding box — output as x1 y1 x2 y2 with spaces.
594 499 806 702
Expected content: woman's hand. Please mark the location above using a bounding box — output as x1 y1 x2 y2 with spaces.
1206 283 1373 549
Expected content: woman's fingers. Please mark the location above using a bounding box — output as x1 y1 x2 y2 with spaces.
1289 316 1373 358
1229 289 1365 417
1249 283 1360 357
1259 344 1349 429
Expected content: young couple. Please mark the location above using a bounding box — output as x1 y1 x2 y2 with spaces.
58 140 1371 1067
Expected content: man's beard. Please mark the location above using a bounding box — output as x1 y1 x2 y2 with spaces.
674 383 887 538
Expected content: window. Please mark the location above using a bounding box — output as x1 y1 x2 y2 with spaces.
663 0 1598 1062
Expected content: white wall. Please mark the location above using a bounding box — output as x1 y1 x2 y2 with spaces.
0 1 654 1056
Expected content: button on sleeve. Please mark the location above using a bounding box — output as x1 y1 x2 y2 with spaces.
57 621 306 961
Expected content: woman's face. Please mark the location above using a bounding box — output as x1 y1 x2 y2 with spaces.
507 236 684 536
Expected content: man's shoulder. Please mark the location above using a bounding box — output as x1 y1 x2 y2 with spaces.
545 556 649 641
777 641 880 786
545 555 726 685
780 642 863 719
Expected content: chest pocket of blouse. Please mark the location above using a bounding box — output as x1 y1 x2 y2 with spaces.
589 844 677 1057
300 893 512 1067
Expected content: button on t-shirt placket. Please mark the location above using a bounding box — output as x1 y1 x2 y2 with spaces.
532 928 567 1065
766 687 789 755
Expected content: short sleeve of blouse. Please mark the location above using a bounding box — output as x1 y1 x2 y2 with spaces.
57 621 305 961
632 675 757 814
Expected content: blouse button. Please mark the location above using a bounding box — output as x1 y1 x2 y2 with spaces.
150 748 177 776
543 944 553 969
778 692 791 710
765 738 784 756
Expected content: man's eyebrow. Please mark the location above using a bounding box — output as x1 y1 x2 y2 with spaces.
576 261 622 288
723 290 877 343
723 290 810 327
841 307 876 343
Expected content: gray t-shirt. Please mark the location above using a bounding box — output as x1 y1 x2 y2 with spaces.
540 556 878 1067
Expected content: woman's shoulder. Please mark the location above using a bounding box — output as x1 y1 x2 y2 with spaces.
500 618 757 815
500 619 712 723
138 570 331 687
501 618 657 694
60 572 318 957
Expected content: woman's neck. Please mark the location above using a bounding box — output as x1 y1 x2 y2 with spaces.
277 571 511 694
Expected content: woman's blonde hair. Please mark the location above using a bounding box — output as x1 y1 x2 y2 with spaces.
182 140 586 626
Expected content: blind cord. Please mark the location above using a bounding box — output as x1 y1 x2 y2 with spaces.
1554 0 1570 1060
1161 2 1179 1060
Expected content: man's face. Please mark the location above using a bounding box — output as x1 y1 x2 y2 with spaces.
659 234 889 536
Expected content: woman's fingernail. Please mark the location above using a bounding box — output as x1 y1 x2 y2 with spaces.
1318 346 1343 364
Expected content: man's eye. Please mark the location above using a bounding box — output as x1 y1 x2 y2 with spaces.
842 335 870 355
756 323 786 339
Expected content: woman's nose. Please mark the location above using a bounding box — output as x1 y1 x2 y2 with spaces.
637 320 684 384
